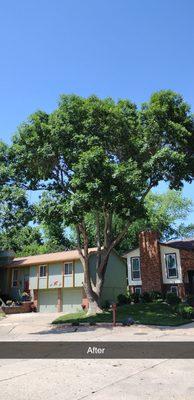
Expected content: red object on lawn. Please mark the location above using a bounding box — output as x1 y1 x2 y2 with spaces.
82 298 89 309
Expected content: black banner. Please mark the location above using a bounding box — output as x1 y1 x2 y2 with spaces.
0 341 194 359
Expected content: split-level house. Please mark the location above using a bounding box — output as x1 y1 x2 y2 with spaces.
0 248 127 312
124 231 194 297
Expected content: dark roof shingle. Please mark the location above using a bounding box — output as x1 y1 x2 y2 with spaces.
162 238 194 251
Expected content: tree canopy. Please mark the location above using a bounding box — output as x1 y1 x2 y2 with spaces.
0 140 74 255
7 90 194 312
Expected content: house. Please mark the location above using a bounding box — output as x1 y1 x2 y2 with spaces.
124 231 194 298
0 248 127 312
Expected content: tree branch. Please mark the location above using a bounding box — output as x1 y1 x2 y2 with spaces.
76 225 85 262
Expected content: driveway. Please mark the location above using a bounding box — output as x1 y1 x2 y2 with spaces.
1 313 194 399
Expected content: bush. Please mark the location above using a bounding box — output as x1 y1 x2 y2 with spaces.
186 295 194 307
149 291 163 301
176 304 193 319
131 292 140 303
103 300 110 310
72 322 80 326
166 292 181 306
141 292 152 303
117 294 128 305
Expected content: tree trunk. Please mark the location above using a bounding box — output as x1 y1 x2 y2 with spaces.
76 217 131 315
82 257 103 315
87 251 110 315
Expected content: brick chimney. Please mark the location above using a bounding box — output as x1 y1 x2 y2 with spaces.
139 231 163 293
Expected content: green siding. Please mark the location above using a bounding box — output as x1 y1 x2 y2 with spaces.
62 288 82 313
74 260 84 287
48 264 62 288
10 266 29 300
29 266 37 289
89 251 127 304
38 289 58 312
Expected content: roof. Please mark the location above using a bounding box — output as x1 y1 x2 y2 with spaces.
7 248 98 268
122 237 194 257
161 238 194 251
122 247 139 258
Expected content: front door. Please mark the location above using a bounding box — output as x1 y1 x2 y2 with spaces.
24 275 29 291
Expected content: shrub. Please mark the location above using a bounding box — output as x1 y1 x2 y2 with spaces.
166 292 181 306
131 292 140 303
149 291 163 301
117 294 128 305
141 292 152 303
103 300 110 310
176 303 193 319
186 295 194 307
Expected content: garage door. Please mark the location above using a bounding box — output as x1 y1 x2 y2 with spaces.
38 290 58 313
62 288 82 313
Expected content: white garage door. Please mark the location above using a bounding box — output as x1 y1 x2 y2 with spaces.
62 288 82 313
38 290 58 313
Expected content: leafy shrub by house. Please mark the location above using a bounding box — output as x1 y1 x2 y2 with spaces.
103 300 110 310
117 294 129 305
131 292 140 303
166 292 181 306
176 303 193 319
141 292 152 303
186 295 194 307
149 291 163 301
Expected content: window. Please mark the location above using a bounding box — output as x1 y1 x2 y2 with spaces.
165 253 178 278
64 263 73 275
134 287 142 295
12 269 19 287
39 265 47 278
131 257 141 280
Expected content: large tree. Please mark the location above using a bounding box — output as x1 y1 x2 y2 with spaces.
10 91 194 313
80 190 194 254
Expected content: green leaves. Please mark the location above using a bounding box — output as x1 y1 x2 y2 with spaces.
5 90 194 253
140 90 194 187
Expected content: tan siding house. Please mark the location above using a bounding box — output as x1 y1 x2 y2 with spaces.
0 248 127 313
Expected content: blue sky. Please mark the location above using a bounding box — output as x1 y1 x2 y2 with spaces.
0 0 194 224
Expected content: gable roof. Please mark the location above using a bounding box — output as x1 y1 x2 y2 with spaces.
122 237 194 257
161 238 194 251
122 247 139 258
7 248 98 268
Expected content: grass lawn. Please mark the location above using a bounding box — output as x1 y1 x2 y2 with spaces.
0 312 5 318
52 302 192 326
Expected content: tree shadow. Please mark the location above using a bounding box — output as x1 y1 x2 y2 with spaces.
29 324 115 335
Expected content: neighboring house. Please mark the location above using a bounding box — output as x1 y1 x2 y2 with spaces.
124 231 194 298
0 248 127 313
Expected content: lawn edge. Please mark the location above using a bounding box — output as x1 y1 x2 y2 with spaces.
52 320 193 327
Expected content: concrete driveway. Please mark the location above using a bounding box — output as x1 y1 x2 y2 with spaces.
1 313 194 399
